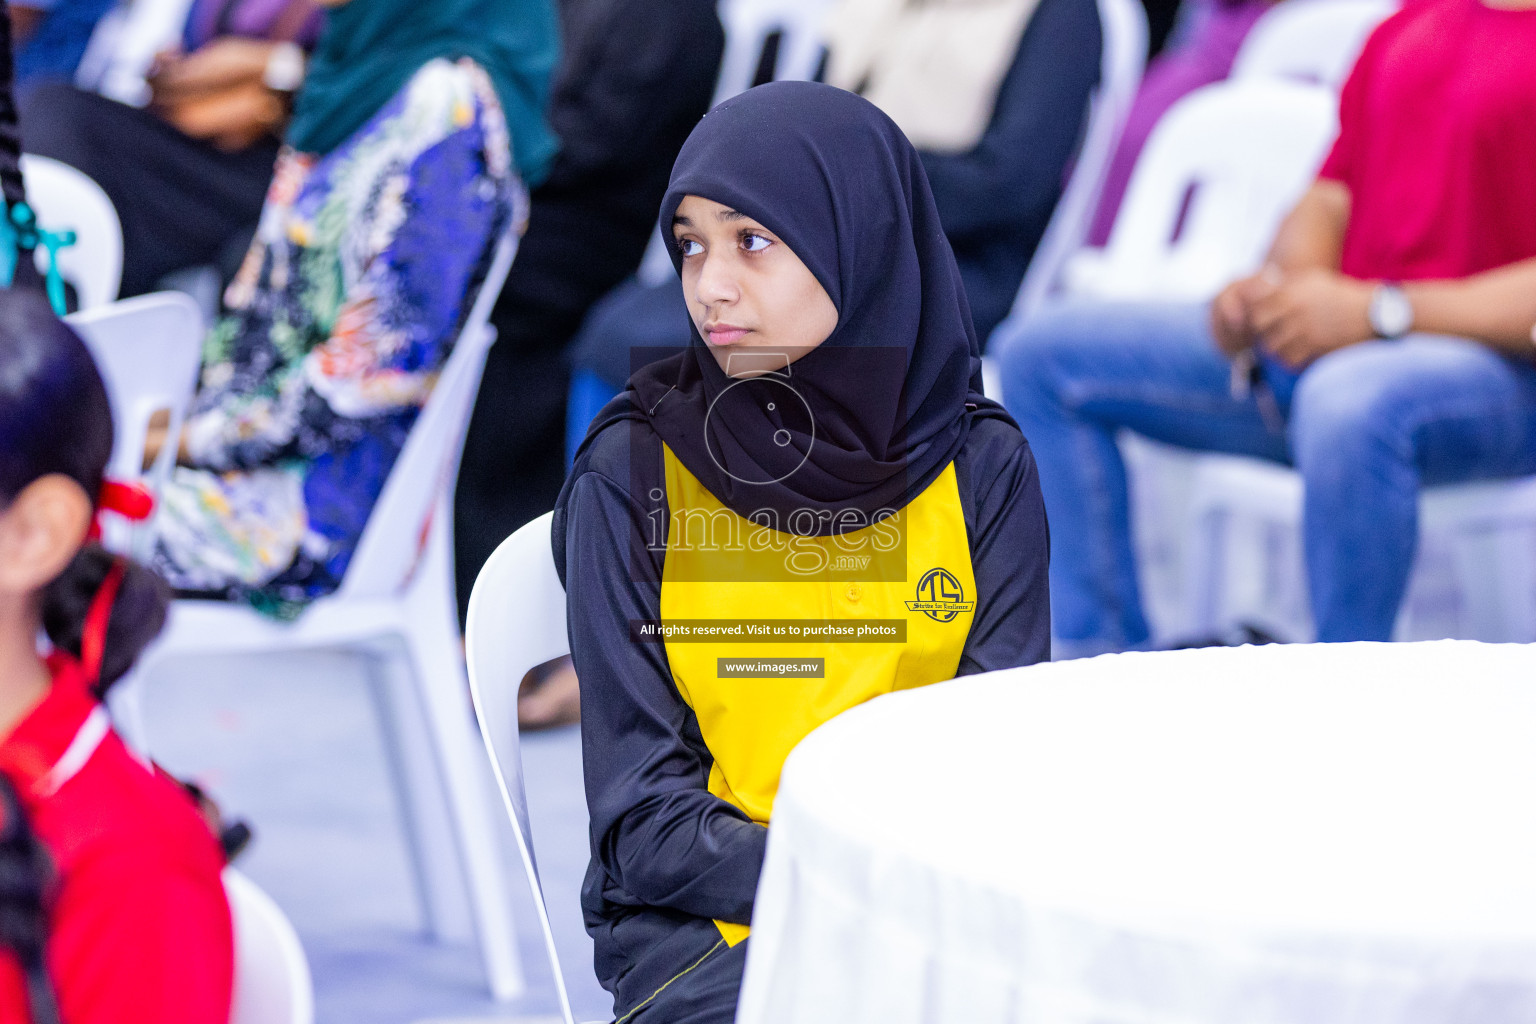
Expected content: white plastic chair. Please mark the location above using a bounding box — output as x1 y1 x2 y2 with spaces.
1231 0 1397 89
21 154 124 310
225 868 315 1024
1044 79 1337 639
713 0 831 105
1061 78 1338 303
1184 453 1536 645
1006 0 1148 326
124 236 531 1000
466 511 606 1024
66 291 204 556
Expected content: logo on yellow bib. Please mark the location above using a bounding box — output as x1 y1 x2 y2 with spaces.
906 568 976 623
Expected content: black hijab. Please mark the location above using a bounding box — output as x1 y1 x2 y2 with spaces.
581 81 1014 534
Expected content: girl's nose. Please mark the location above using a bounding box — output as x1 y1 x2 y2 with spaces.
695 252 740 307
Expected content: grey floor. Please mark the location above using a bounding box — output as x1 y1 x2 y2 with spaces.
141 649 612 1024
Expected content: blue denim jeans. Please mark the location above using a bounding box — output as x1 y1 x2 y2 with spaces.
994 300 1536 647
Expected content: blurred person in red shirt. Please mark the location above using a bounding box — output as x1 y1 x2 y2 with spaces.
0 290 233 1023
995 0 1536 653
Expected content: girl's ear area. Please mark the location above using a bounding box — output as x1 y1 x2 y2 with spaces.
0 476 94 595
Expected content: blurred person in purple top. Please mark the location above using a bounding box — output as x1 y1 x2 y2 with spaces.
181 0 321 50
18 0 321 298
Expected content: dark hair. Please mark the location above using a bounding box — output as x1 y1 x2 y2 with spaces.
0 775 57 1024
0 290 173 1024
0 22 136 1023
0 289 169 691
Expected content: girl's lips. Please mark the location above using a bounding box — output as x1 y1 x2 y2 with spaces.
707 327 749 346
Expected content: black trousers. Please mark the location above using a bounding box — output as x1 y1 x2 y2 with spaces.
609 915 748 1024
18 83 278 296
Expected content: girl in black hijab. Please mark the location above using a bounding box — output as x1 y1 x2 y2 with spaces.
554 81 1050 1022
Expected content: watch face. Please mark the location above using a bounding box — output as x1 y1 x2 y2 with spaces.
1371 285 1412 338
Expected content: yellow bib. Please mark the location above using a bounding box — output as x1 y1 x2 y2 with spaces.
659 444 977 944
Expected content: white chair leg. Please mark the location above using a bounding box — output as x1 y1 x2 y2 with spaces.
404 621 525 1001
1448 528 1536 643
1490 532 1536 643
363 646 471 942
1184 500 1229 639
401 521 525 1001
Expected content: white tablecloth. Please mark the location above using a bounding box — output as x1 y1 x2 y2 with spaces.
736 641 1536 1024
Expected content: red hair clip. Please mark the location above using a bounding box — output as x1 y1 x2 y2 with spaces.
86 479 155 543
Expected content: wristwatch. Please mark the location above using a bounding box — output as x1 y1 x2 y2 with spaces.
1368 282 1413 339
262 42 307 94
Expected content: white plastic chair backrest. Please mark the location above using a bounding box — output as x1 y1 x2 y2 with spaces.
1085 78 1338 302
712 0 832 106
1231 0 1397 89
224 868 316 1024
338 233 516 599
67 292 204 554
1007 0 1148 326
76 0 198 106
465 511 575 1024
20 155 124 310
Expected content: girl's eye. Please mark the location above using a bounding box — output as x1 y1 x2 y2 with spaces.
676 238 703 257
742 232 772 253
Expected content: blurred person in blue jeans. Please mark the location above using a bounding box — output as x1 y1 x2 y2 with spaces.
995 0 1536 655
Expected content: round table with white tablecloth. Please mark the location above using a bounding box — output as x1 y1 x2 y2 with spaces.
735 641 1536 1024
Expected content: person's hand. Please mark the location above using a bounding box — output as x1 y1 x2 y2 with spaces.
162 84 287 151
1209 271 1270 357
1248 267 1373 371
147 37 278 102
141 409 192 469
178 777 254 863
142 422 166 470
145 46 185 85
149 38 289 151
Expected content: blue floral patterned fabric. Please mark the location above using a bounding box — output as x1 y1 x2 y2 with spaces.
152 57 522 618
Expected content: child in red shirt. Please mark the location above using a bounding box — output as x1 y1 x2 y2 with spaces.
0 291 233 1023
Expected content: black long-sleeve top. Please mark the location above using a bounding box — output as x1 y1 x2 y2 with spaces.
553 410 1051 991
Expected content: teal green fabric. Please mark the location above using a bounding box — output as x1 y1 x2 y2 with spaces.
287 0 559 185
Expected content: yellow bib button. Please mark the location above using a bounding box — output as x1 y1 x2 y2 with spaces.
845 584 862 602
